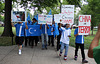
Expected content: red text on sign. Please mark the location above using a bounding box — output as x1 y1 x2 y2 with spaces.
79 26 90 33
79 16 91 22
62 19 72 23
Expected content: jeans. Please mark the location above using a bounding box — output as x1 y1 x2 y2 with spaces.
75 43 85 60
41 34 48 48
60 43 69 56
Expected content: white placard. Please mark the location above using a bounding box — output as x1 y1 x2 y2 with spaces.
11 11 27 22
38 14 52 24
78 15 91 35
61 5 74 25
54 14 62 23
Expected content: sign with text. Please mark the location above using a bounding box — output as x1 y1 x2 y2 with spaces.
54 14 62 23
61 5 74 25
38 14 53 24
11 11 27 22
78 15 91 35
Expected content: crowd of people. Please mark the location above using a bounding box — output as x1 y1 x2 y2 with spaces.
11 18 89 63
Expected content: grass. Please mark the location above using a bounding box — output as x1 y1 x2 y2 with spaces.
0 27 16 46
0 27 98 49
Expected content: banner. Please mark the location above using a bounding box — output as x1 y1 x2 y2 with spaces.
54 14 62 23
38 14 53 24
11 11 27 22
26 25 41 36
78 15 91 35
61 5 74 25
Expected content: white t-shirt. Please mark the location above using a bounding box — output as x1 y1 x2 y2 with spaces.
60 27 71 44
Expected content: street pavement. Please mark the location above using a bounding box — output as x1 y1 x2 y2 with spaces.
0 43 96 64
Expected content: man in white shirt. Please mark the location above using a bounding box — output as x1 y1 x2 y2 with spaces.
59 24 71 60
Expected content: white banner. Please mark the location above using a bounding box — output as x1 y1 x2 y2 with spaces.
38 14 52 24
78 15 91 35
61 5 74 25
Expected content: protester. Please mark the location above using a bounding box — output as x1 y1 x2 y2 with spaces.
29 18 38 48
11 22 28 55
48 24 55 47
40 24 49 50
74 27 88 63
88 24 100 64
25 20 32 47
59 23 71 60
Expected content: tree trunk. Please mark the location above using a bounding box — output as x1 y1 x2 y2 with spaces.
1 0 14 37
91 26 94 35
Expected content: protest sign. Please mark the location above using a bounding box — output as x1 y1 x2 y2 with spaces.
26 25 41 36
38 14 53 24
78 15 91 35
54 14 62 23
61 5 74 25
11 11 27 22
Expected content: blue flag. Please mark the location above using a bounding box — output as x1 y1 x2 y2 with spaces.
26 25 41 36
34 14 38 21
27 13 31 22
48 9 52 15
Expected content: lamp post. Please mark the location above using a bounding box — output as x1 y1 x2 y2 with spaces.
60 0 63 13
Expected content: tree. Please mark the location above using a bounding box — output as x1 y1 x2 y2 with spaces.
80 0 100 35
1 0 13 36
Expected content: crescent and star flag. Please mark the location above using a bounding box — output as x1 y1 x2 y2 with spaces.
26 25 41 36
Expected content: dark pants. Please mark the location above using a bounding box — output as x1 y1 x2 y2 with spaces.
48 35 54 46
25 37 29 46
29 36 38 47
57 35 61 51
75 43 85 60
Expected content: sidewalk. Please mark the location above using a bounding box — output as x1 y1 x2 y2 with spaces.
0 43 96 64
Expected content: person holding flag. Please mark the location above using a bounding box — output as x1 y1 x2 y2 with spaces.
29 18 38 48
25 14 32 47
11 21 28 55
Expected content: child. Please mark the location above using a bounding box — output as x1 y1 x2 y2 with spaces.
59 24 71 60
11 22 28 55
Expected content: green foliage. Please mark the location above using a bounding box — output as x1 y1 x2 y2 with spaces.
0 1 5 13
80 0 100 27
0 15 4 22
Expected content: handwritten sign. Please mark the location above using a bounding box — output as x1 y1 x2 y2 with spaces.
38 14 52 24
78 15 91 35
61 5 74 25
54 14 62 23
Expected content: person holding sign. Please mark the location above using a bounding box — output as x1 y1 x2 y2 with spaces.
11 21 28 55
59 24 71 60
74 27 88 63
40 24 49 50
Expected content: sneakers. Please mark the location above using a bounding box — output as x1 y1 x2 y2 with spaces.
59 52 62 56
64 56 67 60
19 50 21 55
82 59 88 63
74 56 77 61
